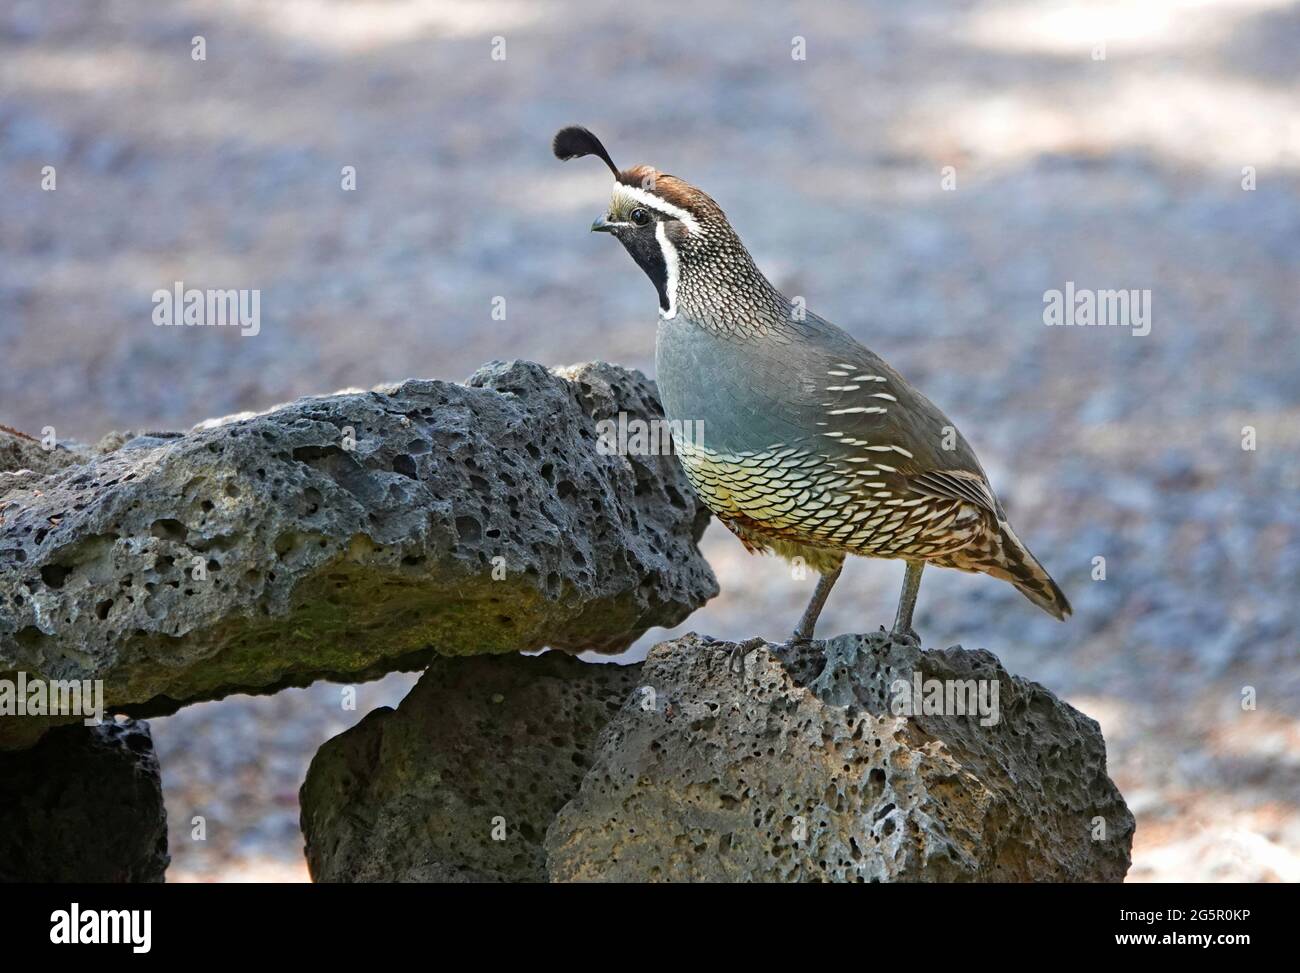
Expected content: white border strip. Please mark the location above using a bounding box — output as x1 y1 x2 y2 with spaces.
613 182 701 235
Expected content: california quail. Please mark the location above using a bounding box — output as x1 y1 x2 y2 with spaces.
553 126 1071 643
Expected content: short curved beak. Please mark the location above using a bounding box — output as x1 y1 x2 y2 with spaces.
590 215 619 233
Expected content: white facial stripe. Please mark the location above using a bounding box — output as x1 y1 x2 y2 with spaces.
655 221 680 319
612 183 701 235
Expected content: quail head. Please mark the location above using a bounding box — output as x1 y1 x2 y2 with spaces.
553 125 1070 644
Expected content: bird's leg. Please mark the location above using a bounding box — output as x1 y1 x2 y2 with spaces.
891 560 925 643
790 561 844 645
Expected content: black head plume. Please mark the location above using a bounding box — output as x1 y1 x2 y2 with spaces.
552 125 619 178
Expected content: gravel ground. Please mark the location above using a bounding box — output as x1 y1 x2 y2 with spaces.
2 0 1298 882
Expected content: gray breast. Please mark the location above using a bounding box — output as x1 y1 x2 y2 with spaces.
656 313 820 453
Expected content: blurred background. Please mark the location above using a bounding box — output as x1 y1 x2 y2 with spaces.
2 0 1298 881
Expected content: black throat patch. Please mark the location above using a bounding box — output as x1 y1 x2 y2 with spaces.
618 229 671 313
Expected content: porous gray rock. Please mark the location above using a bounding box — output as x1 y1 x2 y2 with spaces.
544 632 1134 882
0 717 169 882
300 651 640 882
0 361 716 749
0 425 88 477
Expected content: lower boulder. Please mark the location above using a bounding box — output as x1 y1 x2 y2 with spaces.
300 652 639 882
0 718 169 882
545 633 1134 882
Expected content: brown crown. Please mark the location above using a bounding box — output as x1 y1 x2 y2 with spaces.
617 164 726 223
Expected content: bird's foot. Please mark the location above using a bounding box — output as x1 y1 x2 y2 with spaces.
727 636 769 680
889 625 921 646
781 628 816 651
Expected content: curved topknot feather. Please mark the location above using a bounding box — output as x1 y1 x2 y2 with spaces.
552 125 619 177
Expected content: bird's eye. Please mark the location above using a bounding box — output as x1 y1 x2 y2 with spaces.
630 208 651 226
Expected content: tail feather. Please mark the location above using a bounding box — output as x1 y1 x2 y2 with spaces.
940 523 1072 620
992 523 1071 620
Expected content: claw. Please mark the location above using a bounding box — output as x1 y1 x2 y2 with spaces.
727 637 769 680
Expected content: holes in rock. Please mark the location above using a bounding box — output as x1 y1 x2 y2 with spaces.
40 564 73 589
150 519 188 542
291 444 342 465
15 626 45 649
454 516 481 543
300 487 323 515
392 454 418 479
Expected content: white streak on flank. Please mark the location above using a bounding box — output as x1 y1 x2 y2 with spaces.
836 363 857 369
890 445 915 457
655 221 680 320
826 384 861 391
870 393 897 401
612 183 701 235
852 375 888 382
828 406 887 415
827 370 849 377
